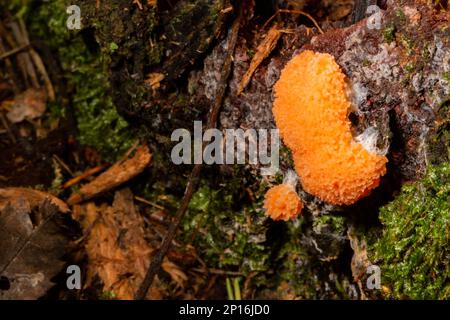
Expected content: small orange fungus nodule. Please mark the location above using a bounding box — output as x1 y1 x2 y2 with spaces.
264 182 303 221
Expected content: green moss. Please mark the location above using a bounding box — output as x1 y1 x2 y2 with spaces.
183 179 269 273
279 145 294 169
421 43 432 61
362 59 371 67
99 291 118 300
405 63 415 73
109 42 119 53
313 215 346 235
395 9 407 23
444 72 450 84
370 164 450 299
274 220 316 295
28 0 135 160
270 217 350 299
429 100 450 164
383 26 396 44
4 0 29 18
399 34 414 55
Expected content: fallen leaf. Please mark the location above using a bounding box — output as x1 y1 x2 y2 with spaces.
0 198 71 299
0 187 69 213
5 88 47 123
77 189 186 299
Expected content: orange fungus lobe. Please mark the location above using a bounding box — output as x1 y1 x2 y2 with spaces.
273 50 387 205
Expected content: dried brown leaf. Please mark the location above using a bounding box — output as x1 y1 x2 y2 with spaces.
0 198 70 299
79 189 186 299
5 88 47 123
0 187 69 213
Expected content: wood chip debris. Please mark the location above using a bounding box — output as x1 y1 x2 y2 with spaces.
145 72 165 90
62 164 109 189
68 145 152 205
237 26 281 95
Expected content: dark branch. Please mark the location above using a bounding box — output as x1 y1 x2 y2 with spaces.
134 3 243 300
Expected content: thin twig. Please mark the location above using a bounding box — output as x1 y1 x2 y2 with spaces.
191 268 244 276
262 8 324 34
0 44 29 60
134 196 165 210
277 9 324 34
10 20 39 88
62 164 108 189
0 23 18 50
17 18 56 100
29 49 55 101
0 27 20 93
134 4 243 300
53 154 74 177
132 0 143 10
0 113 16 144
119 140 140 163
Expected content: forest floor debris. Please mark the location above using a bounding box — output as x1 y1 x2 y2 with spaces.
67 145 152 205
0 192 71 299
73 189 187 299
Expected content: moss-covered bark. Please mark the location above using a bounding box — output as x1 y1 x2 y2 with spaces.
369 164 450 299
26 0 136 159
